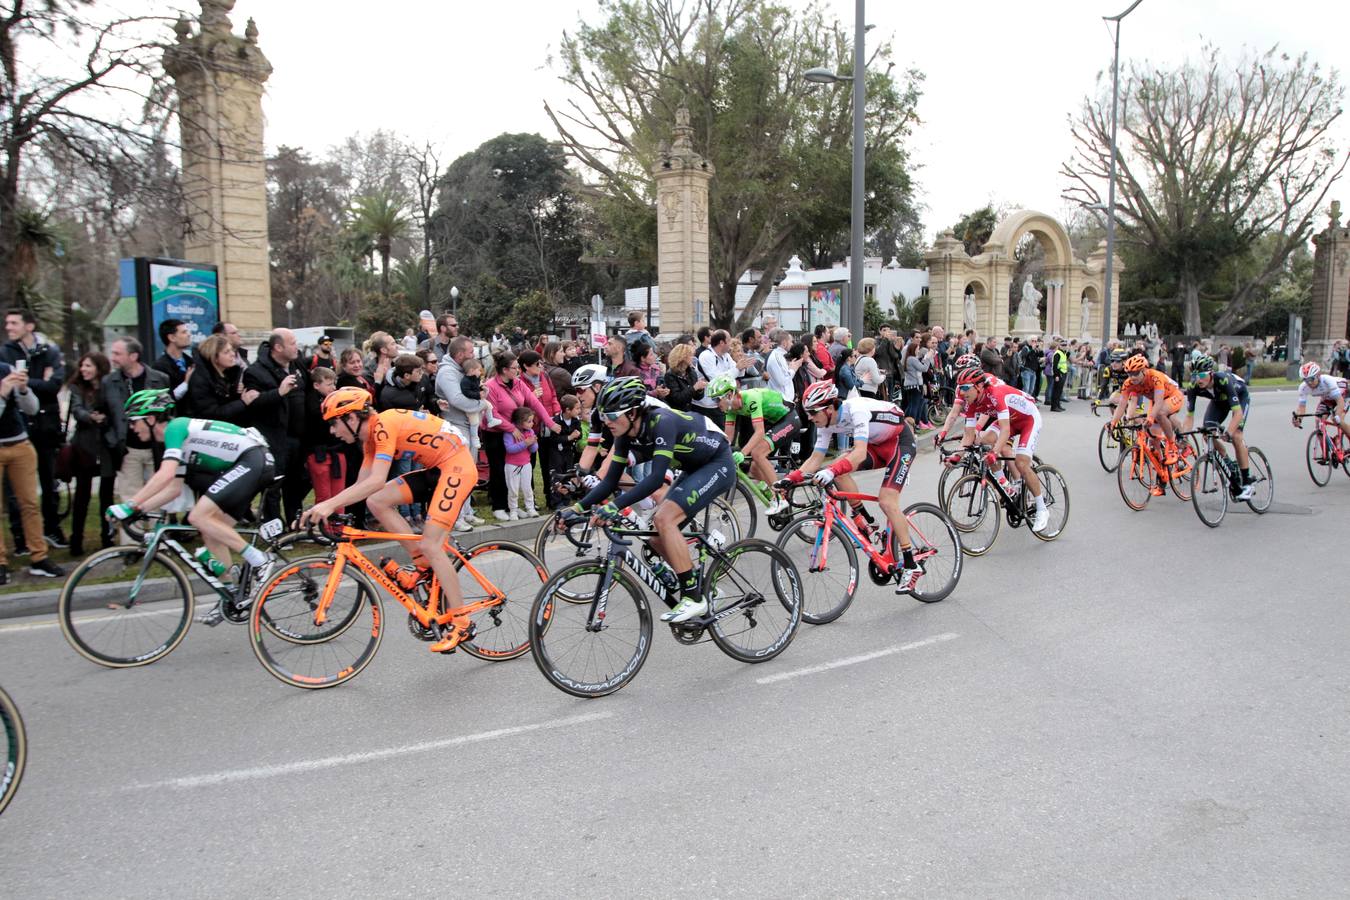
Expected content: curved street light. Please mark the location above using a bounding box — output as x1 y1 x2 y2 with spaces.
1101 0 1145 347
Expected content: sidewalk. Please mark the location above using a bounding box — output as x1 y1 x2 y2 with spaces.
0 515 549 622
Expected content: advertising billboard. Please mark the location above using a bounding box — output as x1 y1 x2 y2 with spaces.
142 259 219 347
809 284 843 330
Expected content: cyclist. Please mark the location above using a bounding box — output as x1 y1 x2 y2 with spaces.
105 389 278 625
564 377 736 624
951 367 1050 532
1092 348 1131 411
1292 361 1350 443
1183 354 1255 500
707 373 799 515
570 363 611 478
1111 354 1186 465
299 387 476 653
779 380 922 593
933 354 999 450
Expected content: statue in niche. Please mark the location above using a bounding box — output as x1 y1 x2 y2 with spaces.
963 292 977 332
1018 276 1042 320
1080 296 1092 337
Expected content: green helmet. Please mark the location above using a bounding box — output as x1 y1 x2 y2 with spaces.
124 388 175 419
706 373 737 401
595 376 647 419
1190 354 1215 381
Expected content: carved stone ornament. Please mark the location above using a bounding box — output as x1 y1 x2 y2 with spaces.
691 194 706 232
200 0 235 35
661 191 682 227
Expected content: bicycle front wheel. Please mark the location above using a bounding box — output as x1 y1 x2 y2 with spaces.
1097 425 1122 473
456 541 547 661
1117 446 1155 511
704 539 801 663
724 479 759 539
1029 465 1070 542
1191 455 1228 528
58 547 195 668
529 561 653 698
944 473 999 556
1244 446 1274 514
250 557 383 689
1306 430 1331 486
0 685 25 817
774 513 857 625
902 503 963 602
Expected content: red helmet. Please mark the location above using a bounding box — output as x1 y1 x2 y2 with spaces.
800 380 840 412
955 367 988 388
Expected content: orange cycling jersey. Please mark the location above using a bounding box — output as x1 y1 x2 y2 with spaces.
1120 369 1182 401
363 409 465 469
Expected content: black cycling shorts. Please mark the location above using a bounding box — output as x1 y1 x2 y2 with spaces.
763 411 802 455
1203 397 1249 432
666 444 736 520
187 446 275 520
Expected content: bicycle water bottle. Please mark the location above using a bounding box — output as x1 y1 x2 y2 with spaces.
642 545 678 592
986 453 1012 496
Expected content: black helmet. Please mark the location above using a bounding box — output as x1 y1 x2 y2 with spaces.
595 376 647 419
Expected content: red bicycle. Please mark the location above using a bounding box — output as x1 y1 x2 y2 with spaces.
1296 412 1350 486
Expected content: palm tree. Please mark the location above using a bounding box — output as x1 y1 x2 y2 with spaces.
351 192 410 298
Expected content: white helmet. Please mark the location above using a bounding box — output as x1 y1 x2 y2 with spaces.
1300 361 1321 382
571 363 610 390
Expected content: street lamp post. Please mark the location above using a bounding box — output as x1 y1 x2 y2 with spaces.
803 0 866 343
1101 0 1144 349
450 285 459 318
285 299 293 328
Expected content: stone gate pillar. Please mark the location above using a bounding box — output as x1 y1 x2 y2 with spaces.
652 107 714 334
164 0 273 333
1308 201 1350 364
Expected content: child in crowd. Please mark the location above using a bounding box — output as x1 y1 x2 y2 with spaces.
459 356 499 460
503 406 539 519
548 394 583 508
304 367 346 515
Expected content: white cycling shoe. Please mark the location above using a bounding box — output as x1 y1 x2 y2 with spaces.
1235 482 1255 501
1030 507 1050 532
766 497 788 515
661 596 708 624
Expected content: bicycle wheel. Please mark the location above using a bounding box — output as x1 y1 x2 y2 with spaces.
1244 446 1274 514
529 561 653 698
0 686 24 817
902 502 962 602
775 513 857 625
1169 440 1196 502
1029 465 1070 542
249 557 383 689
1117 445 1155 511
533 514 597 604
1097 425 1122 473
701 496 743 544
1306 430 1331 486
456 541 547 661
704 539 801 663
943 473 1000 556
58 547 194 668
723 479 759 538
937 459 974 514
1190 454 1228 528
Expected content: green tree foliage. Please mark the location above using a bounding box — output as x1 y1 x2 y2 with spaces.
508 290 557 336
950 205 1000 257
863 293 886 335
1064 46 1346 334
548 0 923 330
267 146 348 324
351 191 412 299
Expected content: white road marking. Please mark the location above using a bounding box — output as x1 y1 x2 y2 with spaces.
0 602 215 635
755 632 959 685
125 710 615 791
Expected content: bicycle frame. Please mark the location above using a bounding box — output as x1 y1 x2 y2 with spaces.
805 488 942 573
123 520 280 608
1304 413 1348 463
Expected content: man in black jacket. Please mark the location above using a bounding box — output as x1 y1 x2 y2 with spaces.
101 338 171 544
1 309 68 548
151 318 193 395
243 329 306 522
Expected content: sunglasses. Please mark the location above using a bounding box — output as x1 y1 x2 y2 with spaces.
956 384 978 393
602 409 636 422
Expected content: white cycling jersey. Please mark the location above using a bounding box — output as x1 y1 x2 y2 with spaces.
812 396 905 453
1298 374 1348 404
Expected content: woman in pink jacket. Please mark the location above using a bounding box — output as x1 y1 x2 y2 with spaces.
484 351 559 521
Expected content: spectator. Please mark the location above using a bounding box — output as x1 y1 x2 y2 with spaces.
828 327 852 369
978 341 1004 380
562 340 584 373
624 311 655 363
694 329 741 428
1230 342 1247 379
102 338 171 540
400 328 418 352
509 326 528 351
1047 338 1069 412
415 310 433 345
662 343 705 411
489 325 509 354
0 309 67 547
243 328 305 523
65 352 112 555
1003 338 1023 389
520 348 562 500
377 354 425 411
810 325 835 375
0 359 61 580
419 314 458 361
737 327 767 389
210 320 248 364
800 333 827 382
484 351 556 522
433 336 494 479
415 350 440 413
307 334 337 371
874 326 900 400
633 342 666 397
184 333 256 425
764 329 797 402
363 331 398 389
542 342 573 401
456 356 499 470
502 406 539 519
901 336 931 426
696 326 712 350
304 366 346 515
550 394 583 503
334 347 376 522
1216 343 1231 371
1075 342 1095 396
150 318 194 400
605 336 640 378
854 337 882 397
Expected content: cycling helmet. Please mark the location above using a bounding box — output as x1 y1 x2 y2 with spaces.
124 388 174 419
1300 361 1321 382
955 367 988 388
595 376 647 418
1108 348 1129 365
321 386 374 421
953 353 980 370
706 373 737 401
1123 355 1149 374
800 380 839 412
1190 354 1215 379
571 363 609 390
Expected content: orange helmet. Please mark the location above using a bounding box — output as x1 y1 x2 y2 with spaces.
1123 354 1149 374
321 386 373 421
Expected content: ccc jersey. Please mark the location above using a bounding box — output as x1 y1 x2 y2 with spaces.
1187 371 1250 413
611 406 728 471
813 396 907 454
364 408 464 469
161 418 269 475
732 388 791 425
1120 369 1183 401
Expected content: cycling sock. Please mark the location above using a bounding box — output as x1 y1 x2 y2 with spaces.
901 545 915 569
1034 493 1047 512
850 503 874 523
677 568 698 598
241 545 268 568
1241 468 1252 483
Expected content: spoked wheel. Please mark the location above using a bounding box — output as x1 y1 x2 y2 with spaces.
703 539 801 663
249 557 383 689
1097 425 1123 473
701 496 744 545
454 541 547 661
1306 430 1332 487
944 474 1000 556
529 561 653 698
533 514 597 603
1191 455 1228 528
774 513 856 625
901 502 963 602
937 459 977 515
723 480 759 539
1169 441 1197 502
1244 446 1274 514
58 547 194 668
0 686 24 816
1029 465 1070 541
1117 446 1156 511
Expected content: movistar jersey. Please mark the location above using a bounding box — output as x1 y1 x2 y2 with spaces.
612 405 728 470
161 418 269 474
1186 371 1250 414
731 388 790 424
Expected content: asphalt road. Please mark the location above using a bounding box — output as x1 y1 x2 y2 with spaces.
1 389 1347 898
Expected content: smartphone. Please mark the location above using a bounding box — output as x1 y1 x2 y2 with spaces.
13 359 26 373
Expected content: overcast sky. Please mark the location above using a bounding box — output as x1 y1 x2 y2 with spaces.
110 0 1350 244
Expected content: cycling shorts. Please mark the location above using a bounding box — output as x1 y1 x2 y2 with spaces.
1161 393 1184 416
1316 399 1344 422
763 410 801 454
666 445 735 520
394 442 476 529
1203 397 1249 432
859 424 917 492
187 445 275 520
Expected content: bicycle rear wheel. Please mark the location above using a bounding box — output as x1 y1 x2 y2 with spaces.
58 547 194 668
774 513 856 625
1244 447 1274 514
249 557 383 689
902 502 962 602
1097 425 1122 473
1191 455 1228 528
944 473 999 556
529 562 652 698
1117 446 1155 511
1306 430 1331 486
704 539 801 663
0 686 24 817
1169 441 1196 502
1029 465 1070 542
937 459 974 515
456 541 547 661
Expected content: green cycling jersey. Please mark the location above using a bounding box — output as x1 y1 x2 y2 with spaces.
161 418 270 475
731 388 790 424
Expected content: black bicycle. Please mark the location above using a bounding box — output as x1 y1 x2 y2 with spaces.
529 518 803 698
1180 425 1274 527
0 684 24 816
943 449 1070 555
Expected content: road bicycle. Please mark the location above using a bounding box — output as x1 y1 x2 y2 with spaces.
1115 421 1198 510
528 518 802 698
942 451 1070 555
249 516 548 689
1181 425 1274 528
775 483 962 624
937 439 1044 516
0 684 24 817
58 513 325 668
1295 412 1350 486
1092 398 1146 473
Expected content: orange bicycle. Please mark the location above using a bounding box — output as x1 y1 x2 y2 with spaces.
248 517 548 689
1116 418 1198 510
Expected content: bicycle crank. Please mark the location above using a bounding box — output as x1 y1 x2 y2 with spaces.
669 622 707 644
407 615 436 641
